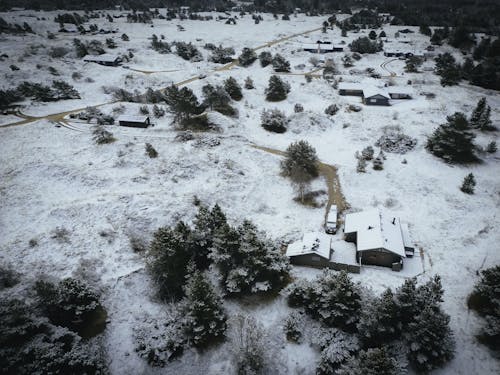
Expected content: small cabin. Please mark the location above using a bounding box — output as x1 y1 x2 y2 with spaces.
118 115 151 128
286 232 333 269
338 83 364 97
83 54 122 66
388 90 412 99
363 88 390 106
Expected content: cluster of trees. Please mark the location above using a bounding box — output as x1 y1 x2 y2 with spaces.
0 270 107 373
287 271 455 374
150 34 171 54
73 38 105 57
355 146 385 172
54 12 87 25
174 41 203 61
0 80 80 107
468 265 500 352
258 51 291 72
350 36 383 54
0 16 34 34
209 45 235 64
426 98 494 164
265 75 290 101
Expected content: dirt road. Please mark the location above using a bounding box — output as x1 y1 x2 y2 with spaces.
380 58 398 77
250 144 347 227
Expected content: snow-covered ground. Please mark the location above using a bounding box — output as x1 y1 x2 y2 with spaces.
1 9 499 375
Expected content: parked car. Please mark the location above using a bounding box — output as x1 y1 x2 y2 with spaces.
325 205 338 234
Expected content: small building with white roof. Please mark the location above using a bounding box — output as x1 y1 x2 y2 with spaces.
362 88 390 106
344 209 414 271
83 54 122 66
117 115 151 128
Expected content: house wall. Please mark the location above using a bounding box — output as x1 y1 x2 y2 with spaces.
339 89 364 97
356 249 401 268
119 120 149 128
364 97 390 106
290 254 331 268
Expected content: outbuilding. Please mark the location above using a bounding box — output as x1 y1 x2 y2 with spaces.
344 209 414 271
363 88 390 106
286 232 332 268
83 54 122 66
338 82 364 97
117 115 151 128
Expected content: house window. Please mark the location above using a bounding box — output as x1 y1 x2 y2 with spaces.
311 256 321 262
370 99 377 103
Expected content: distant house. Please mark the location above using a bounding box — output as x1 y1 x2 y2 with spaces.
362 88 390 106
338 83 364 96
388 89 412 99
344 209 414 271
303 42 343 53
83 54 122 66
286 232 360 273
117 115 151 128
59 24 79 33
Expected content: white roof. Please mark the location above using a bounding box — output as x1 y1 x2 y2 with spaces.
338 82 364 91
83 54 120 63
401 223 413 248
302 43 335 51
344 209 406 257
286 232 331 259
117 115 149 123
327 205 337 223
363 87 390 99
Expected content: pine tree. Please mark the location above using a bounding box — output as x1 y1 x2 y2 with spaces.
435 53 461 86
244 77 254 89
394 278 418 327
357 289 400 348
470 97 486 128
192 204 227 269
426 112 477 163
164 85 202 122
356 158 367 173
209 45 235 64
405 306 455 373
338 347 398 375
265 75 290 102
182 271 227 348
486 141 497 153
317 330 359 374
259 51 273 67
368 30 377 40
460 173 476 194
238 47 257 67
224 77 243 101
261 108 287 133
372 154 384 170
202 84 231 110
479 105 493 131
283 312 302 343
281 140 318 179
272 53 291 72
147 222 194 300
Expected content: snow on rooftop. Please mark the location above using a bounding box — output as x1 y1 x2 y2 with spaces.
286 232 331 259
363 87 390 99
344 210 406 258
117 115 149 123
83 54 121 63
338 82 364 91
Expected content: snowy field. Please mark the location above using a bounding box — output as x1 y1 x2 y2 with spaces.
1 9 499 375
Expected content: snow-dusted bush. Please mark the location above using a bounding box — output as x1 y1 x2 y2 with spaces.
283 311 303 343
294 103 304 113
181 271 227 347
96 114 114 125
209 45 235 64
35 278 105 336
337 347 398 375
265 75 290 102
356 158 367 173
372 153 384 170
92 126 115 144
314 329 360 374
238 47 257 67
375 132 417 154
460 173 476 194
324 104 339 116
230 315 267 374
145 143 158 158
49 46 69 58
259 50 273 67
153 104 165 117
272 53 291 72
224 77 243 101
359 146 374 160
150 34 170 53
244 77 254 89
175 41 203 61
486 141 497 153
261 108 287 133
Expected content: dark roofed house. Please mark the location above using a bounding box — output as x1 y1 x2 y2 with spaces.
118 115 151 128
338 82 364 96
363 88 390 106
83 54 122 66
344 209 414 271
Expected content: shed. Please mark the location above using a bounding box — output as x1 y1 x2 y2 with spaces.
83 54 122 66
303 43 334 53
388 89 412 99
338 82 364 97
118 115 151 128
363 88 390 106
286 232 332 268
344 209 410 271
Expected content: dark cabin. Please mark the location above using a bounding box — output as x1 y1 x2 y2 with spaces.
83 54 122 66
118 116 151 128
338 83 364 96
363 89 391 106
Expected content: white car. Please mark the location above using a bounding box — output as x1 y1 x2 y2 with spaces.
325 205 338 234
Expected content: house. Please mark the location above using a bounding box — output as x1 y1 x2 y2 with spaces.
363 88 390 106
83 54 122 66
303 42 343 53
117 115 151 128
286 232 360 273
344 209 414 271
388 89 412 99
338 82 364 96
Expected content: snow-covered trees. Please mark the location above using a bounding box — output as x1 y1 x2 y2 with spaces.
201 84 235 116
210 220 290 295
175 41 203 61
265 75 290 101
150 34 171 53
238 47 257 67
224 77 243 101
460 173 476 194
209 45 235 64
470 97 494 130
35 278 106 336
284 311 303 343
272 53 291 72
148 222 196 301
315 329 360 374
258 50 273 67
349 36 383 53
164 85 203 123
372 152 384 170
230 315 267 374
181 271 227 347
486 141 497 153
468 266 500 352
287 270 362 330
145 143 158 158
324 104 339 116
261 108 287 133
337 347 398 375
92 126 115 145
426 112 477 163
192 204 227 269
435 53 462 86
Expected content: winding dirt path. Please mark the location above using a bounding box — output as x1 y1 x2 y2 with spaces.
250 144 347 227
